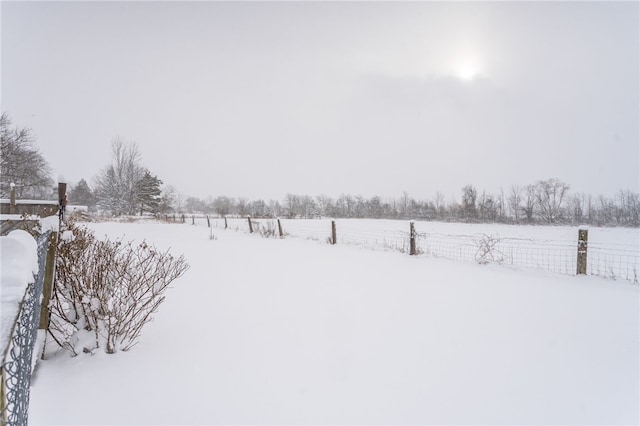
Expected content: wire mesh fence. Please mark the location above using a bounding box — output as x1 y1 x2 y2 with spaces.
1 231 50 426
588 243 639 282
202 216 639 283
417 233 578 275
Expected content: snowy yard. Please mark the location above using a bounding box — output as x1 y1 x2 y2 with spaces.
28 221 639 425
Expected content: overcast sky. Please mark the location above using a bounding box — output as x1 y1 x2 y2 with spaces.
2 1 638 201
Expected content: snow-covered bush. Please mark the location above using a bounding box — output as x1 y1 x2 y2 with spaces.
254 221 280 239
49 222 189 355
473 234 504 265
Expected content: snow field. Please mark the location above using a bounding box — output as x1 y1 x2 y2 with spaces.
207 217 640 282
28 221 639 425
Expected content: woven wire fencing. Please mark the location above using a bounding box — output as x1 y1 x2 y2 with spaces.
417 233 578 274
1 231 50 426
205 217 639 283
588 242 639 282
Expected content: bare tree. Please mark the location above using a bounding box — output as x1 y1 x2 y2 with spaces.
184 196 206 214
522 184 536 223
0 113 53 198
236 197 250 216
568 193 586 224
284 193 300 218
508 185 522 223
158 185 176 215
461 185 477 221
95 139 144 215
433 191 445 219
315 194 334 217
534 178 570 223
617 189 640 226
300 195 318 218
497 188 506 222
212 196 233 217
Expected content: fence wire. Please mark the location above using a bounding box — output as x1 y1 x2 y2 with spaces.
208 217 639 283
1 231 50 426
588 243 639 282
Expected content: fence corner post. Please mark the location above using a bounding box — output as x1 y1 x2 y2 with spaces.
247 216 253 233
409 221 416 255
206 215 211 228
577 228 588 275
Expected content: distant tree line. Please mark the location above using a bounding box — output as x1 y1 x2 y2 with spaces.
1 113 638 227
169 181 639 227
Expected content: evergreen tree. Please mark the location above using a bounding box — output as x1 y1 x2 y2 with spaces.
136 170 163 215
68 178 97 211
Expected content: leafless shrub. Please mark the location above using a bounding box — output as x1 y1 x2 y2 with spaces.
473 234 504 265
49 222 189 355
254 221 279 238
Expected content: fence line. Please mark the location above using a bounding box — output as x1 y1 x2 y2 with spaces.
197 216 639 283
1 231 51 426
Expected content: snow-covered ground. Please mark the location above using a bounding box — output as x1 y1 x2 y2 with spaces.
213 217 640 282
0 230 39 355
28 221 639 424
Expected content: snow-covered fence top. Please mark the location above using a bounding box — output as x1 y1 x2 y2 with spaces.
0 199 87 216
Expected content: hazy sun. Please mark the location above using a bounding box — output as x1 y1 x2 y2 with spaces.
454 62 481 81
450 49 485 81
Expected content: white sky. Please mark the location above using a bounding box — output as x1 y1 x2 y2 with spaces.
2 1 639 201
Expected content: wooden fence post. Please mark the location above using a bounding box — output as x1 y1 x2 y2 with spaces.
9 183 16 214
277 218 284 237
39 232 57 330
224 216 228 229
331 220 337 245
206 215 211 228
192 215 195 225
577 228 588 275
247 216 253 233
181 214 185 223
409 221 416 255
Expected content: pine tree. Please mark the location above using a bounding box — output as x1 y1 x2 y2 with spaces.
68 179 97 210
136 170 163 215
